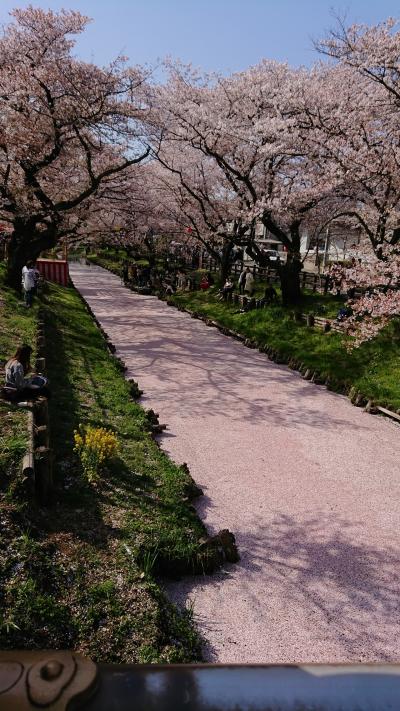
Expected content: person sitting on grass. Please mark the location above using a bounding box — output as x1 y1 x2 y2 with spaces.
219 278 234 301
3 345 49 402
336 305 352 322
257 285 278 308
163 279 175 296
199 274 210 291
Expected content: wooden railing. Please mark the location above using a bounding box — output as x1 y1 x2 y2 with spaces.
179 255 330 294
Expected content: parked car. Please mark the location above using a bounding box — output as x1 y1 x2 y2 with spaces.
263 249 281 265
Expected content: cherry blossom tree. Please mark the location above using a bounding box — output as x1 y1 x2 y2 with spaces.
317 17 400 106
149 141 249 281
0 7 150 287
314 20 400 342
299 60 400 248
149 60 341 302
328 243 400 347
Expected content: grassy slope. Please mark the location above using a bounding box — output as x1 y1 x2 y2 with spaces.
0 277 207 662
0 264 38 487
87 250 150 275
172 288 400 411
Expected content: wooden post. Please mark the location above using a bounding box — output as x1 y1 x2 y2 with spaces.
34 424 49 448
22 411 35 497
35 357 46 373
34 397 49 428
34 446 52 504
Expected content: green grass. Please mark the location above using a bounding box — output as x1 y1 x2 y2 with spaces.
88 251 151 275
0 275 207 662
0 263 38 487
88 252 400 409
171 287 400 411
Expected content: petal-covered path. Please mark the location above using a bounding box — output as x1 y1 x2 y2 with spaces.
70 263 400 663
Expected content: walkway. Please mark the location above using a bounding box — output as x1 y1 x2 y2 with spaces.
70 263 400 663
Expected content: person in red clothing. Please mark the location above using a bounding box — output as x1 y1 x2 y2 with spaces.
199 275 209 290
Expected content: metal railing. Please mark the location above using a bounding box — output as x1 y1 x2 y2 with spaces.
1 651 399 710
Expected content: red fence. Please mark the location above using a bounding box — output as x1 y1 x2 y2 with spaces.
36 259 69 286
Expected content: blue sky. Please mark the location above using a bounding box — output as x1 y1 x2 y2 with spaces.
0 0 399 72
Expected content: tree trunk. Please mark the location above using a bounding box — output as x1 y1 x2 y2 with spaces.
278 256 302 305
219 240 234 284
244 241 269 268
277 222 303 305
6 236 32 291
6 224 57 290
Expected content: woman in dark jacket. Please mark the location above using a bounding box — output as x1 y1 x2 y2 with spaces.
4 345 48 402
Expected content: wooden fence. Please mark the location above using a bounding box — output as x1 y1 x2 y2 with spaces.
180 255 330 294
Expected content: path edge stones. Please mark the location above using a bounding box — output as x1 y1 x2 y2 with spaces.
69 271 241 577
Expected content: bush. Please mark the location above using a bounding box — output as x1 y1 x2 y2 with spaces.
74 425 118 483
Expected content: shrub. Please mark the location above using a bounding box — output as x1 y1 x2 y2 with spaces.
73 425 118 482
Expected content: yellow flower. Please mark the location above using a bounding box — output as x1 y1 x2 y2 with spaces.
73 425 118 483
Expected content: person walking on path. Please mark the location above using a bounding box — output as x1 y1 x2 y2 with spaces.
22 261 36 307
122 260 129 284
244 267 255 296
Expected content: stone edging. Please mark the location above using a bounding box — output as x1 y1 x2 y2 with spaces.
86 259 400 424
70 279 240 573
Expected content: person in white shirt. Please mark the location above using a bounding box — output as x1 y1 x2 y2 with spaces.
22 261 36 307
244 268 255 296
220 278 234 301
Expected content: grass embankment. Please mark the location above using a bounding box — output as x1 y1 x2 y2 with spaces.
0 264 38 489
172 288 400 412
0 277 208 662
87 252 400 409
87 253 123 276
87 250 150 276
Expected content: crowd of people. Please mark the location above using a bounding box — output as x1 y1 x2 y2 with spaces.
120 255 354 324
120 255 284 313
121 259 217 297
